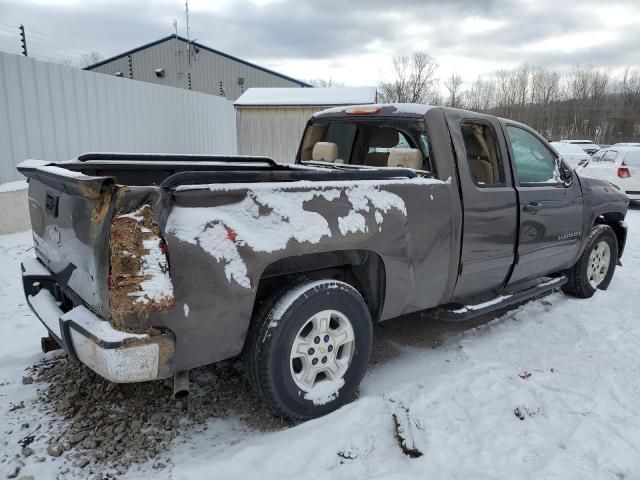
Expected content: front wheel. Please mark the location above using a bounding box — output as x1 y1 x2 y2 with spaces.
563 225 618 298
244 280 373 421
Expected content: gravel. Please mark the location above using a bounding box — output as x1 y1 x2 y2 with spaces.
5 355 292 477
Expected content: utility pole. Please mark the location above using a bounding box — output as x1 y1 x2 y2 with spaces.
19 24 27 56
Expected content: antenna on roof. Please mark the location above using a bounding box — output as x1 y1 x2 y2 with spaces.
172 18 178 37
185 0 192 65
185 0 191 44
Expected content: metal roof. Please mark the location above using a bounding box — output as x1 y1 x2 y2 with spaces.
83 34 311 87
234 87 378 106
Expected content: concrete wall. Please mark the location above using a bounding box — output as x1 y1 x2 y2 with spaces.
0 184 29 235
89 37 305 101
0 51 237 184
236 106 325 164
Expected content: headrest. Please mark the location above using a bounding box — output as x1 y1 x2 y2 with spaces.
312 142 339 162
388 148 422 169
369 128 399 148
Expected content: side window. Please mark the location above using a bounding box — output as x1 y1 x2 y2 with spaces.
603 151 617 163
591 151 604 163
507 126 560 185
461 122 505 186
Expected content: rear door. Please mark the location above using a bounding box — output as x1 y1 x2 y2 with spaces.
504 124 584 284
445 111 519 299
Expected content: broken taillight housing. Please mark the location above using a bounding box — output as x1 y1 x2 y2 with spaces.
108 205 175 325
617 167 631 178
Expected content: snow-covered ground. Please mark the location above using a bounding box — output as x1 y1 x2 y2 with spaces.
1 209 640 479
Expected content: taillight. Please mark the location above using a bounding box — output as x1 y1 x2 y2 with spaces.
617 167 631 178
109 205 175 323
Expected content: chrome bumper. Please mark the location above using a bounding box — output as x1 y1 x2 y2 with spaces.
22 258 175 383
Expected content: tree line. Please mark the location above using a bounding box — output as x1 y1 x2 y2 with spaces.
379 53 640 144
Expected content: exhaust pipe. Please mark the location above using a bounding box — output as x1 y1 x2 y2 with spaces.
41 336 61 353
173 370 190 399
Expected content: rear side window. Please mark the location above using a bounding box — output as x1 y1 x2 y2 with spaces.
507 126 559 185
623 151 640 167
461 122 505 186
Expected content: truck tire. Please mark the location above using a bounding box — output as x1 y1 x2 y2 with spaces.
244 280 373 421
563 225 618 298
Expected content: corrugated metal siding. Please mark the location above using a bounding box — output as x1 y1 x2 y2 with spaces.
91 38 302 100
0 51 237 184
236 107 323 163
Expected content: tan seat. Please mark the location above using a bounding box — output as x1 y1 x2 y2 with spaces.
469 158 494 184
312 142 339 162
365 128 399 166
388 148 422 169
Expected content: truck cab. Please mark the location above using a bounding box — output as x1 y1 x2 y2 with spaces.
297 104 627 304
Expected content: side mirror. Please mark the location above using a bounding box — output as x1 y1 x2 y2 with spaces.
557 157 573 186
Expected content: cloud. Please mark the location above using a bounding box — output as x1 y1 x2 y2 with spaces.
0 0 638 83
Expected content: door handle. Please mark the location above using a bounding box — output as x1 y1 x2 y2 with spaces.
523 202 542 214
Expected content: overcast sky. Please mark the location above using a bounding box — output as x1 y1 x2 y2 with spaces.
1 0 639 87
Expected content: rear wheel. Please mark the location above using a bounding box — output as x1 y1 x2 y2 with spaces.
244 280 373 421
563 225 618 298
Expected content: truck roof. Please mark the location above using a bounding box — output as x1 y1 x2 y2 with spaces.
313 103 434 119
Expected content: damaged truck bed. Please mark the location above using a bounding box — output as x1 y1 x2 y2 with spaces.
18 104 628 420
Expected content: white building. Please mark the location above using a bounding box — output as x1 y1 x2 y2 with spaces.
234 87 378 163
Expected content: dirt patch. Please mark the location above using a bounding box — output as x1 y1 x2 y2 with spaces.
9 356 290 478
385 395 425 458
109 205 174 330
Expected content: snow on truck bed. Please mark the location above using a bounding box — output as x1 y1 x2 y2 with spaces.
1 210 640 479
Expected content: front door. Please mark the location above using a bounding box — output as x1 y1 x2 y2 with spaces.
504 124 584 284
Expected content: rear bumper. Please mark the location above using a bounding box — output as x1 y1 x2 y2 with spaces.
22 258 175 383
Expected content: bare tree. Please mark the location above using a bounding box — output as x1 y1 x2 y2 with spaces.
379 52 439 104
458 61 639 143
307 78 345 88
79 51 104 69
445 72 464 108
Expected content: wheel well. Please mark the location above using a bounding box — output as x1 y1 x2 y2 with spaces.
594 212 626 256
253 250 386 323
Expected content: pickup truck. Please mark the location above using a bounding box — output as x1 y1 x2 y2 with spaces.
18 104 628 421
